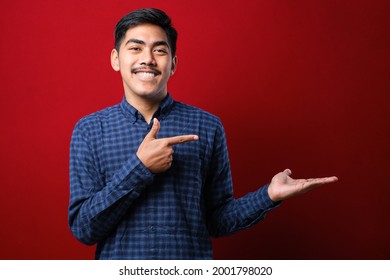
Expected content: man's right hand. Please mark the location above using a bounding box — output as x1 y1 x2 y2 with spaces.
136 118 199 173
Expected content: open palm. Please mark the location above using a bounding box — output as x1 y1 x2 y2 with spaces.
268 169 338 202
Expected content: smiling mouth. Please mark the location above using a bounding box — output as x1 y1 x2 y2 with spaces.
135 72 157 79
132 67 161 79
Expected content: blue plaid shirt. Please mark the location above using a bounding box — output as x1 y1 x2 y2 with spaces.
69 94 279 259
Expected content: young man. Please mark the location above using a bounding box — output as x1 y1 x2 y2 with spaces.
68 8 337 259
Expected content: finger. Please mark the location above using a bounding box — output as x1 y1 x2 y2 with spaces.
145 118 160 140
318 176 338 183
167 155 174 168
165 135 199 146
283 169 292 176
315 176 338 183
304 176 338 186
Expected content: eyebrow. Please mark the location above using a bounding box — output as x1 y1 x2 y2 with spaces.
125 39 170 49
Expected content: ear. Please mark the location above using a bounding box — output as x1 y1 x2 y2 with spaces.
170 56 178 76
111 49 120 71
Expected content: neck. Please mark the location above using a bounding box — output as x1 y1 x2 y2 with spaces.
125 93 167 124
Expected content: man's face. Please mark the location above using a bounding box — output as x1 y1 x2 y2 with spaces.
111 24 177 102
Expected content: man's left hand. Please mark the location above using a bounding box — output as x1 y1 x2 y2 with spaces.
267 169 338 202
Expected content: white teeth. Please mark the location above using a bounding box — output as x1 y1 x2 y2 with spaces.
136 72 156 79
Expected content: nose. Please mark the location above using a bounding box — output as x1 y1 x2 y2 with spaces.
139 49 156 66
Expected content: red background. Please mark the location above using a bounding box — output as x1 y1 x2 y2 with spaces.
1 0 389 259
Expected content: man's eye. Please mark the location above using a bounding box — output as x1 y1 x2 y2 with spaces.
154 49 168 54
129 47 141 51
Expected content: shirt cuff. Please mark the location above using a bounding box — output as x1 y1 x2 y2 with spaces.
113 154 154 194
260 183 282 208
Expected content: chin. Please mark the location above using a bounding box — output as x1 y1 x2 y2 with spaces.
137 91 166 100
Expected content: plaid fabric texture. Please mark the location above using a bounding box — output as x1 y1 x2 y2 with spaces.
69 94 279 259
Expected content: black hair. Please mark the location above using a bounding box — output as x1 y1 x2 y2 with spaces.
114 8 178 57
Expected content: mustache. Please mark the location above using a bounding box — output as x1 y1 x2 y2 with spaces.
131 66 161 75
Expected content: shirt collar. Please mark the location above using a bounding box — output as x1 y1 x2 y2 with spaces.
120 93 174 123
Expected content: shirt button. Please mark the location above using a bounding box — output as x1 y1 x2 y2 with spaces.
150 226 155 232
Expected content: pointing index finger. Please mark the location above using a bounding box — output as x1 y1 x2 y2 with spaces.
165 135 199 146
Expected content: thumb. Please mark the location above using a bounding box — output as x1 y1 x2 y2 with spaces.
284 169 292 176
145 118 160 140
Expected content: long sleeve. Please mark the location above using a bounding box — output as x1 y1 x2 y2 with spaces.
68 97 280 259
68 118 154 245
204 121 281 238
